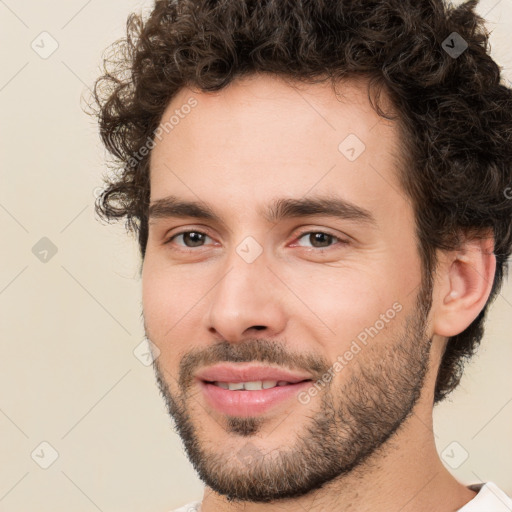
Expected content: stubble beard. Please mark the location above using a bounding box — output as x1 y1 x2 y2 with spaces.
150 283 433 503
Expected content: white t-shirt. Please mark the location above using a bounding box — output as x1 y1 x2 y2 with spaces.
458 482 512 511
170 482 512 511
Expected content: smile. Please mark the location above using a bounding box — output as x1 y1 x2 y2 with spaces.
209 380 294 390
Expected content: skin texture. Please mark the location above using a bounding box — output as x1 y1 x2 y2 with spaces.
142 73 495 511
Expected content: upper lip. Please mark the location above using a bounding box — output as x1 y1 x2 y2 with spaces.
195 363 313 383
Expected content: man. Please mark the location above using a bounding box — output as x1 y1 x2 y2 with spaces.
91 0 512 510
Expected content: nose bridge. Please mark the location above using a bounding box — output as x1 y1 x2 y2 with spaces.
206 239 285 341
212 240 269 315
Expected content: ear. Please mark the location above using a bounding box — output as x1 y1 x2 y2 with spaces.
433 234 496 338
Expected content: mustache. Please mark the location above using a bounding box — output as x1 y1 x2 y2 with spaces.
178 338 332 391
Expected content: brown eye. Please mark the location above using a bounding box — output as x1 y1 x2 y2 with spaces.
296 232 339 249
168 231 211 248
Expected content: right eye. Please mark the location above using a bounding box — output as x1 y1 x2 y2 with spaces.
165 230 214 249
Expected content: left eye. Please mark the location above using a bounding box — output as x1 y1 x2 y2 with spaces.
295 231 342 249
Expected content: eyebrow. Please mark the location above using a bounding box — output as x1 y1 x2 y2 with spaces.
148 195 376 227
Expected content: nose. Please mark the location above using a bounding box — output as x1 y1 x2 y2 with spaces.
205 249 287 343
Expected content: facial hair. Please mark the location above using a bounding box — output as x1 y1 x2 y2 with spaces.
150 281 433 503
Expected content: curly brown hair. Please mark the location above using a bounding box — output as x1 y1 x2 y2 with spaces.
89 0 512 403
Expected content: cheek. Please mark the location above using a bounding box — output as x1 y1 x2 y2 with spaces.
142 258 185 340
142 259 166 332
306 277 392 338
141 256 213 349
142 268 184 377
280 260 410 360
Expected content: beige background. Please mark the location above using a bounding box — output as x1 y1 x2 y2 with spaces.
0 0 511 510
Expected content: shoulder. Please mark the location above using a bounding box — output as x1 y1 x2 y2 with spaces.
458 482 512 511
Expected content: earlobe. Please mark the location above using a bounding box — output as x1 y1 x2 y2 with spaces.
434 236 496 337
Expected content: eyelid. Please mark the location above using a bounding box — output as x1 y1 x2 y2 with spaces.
163 222 214 238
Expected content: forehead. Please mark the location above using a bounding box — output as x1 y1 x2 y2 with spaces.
148 73 405 217
152 73 397 151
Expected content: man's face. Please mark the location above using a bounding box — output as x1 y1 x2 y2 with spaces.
142 74 433 501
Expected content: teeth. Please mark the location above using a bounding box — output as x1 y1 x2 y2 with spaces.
244 381 263 390
212 380 287 390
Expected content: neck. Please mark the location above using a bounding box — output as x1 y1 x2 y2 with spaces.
200 400 476 512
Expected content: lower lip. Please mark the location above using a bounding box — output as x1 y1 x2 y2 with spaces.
199 380 312 417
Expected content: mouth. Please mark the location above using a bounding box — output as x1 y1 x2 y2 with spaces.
195 364 314 417
205 380 307 390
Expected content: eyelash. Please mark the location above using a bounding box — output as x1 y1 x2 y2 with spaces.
164 229 348 252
